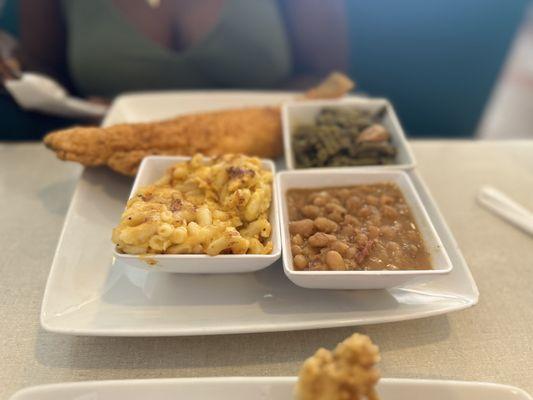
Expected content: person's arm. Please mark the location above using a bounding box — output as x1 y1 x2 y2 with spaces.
280 0 349 78
19 0 71 86
0 31 20 83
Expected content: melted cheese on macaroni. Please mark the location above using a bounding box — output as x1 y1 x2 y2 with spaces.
112 154 273 256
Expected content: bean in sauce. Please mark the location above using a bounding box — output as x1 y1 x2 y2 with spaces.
286 183 431 271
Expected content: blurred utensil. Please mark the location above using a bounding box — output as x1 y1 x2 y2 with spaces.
1 28 107 118
477 185 533 236
5 72 107 118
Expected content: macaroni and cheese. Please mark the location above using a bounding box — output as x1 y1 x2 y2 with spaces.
112 154 273 256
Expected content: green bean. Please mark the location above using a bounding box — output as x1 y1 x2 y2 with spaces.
292 106 397 169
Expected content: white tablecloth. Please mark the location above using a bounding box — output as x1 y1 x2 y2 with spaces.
1 140 532 398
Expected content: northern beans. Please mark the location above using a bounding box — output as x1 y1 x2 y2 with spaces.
287 184 431 271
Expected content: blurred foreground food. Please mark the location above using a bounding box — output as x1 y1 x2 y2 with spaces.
296 333 381 400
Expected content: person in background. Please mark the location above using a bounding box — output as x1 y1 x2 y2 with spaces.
0 0 348 140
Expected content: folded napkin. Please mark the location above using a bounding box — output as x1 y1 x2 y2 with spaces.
5 72 107 118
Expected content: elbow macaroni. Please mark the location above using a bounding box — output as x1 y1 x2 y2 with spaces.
112 154 273 256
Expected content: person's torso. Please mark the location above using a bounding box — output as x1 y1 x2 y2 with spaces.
63 0 292 97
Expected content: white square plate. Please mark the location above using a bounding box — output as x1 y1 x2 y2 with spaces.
277 169 452 289
40 91 478 336
9 377 531 400
114 156 281 273
282 98 416 170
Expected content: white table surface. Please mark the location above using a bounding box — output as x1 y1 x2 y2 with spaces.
1 140 532 398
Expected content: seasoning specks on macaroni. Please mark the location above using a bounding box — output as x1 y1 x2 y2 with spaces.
112 154 273 256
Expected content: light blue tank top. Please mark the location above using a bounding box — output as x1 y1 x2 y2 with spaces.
62 0 293 96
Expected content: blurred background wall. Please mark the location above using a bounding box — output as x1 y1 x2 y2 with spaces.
0 0 17 36
477 5 533 139
346 0 530 137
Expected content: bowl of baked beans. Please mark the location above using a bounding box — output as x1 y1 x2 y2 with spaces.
276 169 453 289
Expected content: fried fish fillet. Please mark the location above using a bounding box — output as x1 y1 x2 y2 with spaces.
295 333 381 400
303 71 355 100
44 72 355 175
44 106 282 175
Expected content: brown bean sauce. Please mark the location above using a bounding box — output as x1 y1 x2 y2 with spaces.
286 183 431 271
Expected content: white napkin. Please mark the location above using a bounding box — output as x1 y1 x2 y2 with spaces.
477 185 533 236
5 72 107 118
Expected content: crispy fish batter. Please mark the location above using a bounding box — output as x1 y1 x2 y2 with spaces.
44 107 282 176
43 72 355 175
303 71 355 100
296 333 381 400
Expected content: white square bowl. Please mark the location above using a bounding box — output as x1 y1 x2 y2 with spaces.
282 97 416 170
113 156 281 273
276 169 453 289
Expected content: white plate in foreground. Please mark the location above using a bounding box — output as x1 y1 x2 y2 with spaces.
40 91 478 336
9 377 531 400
